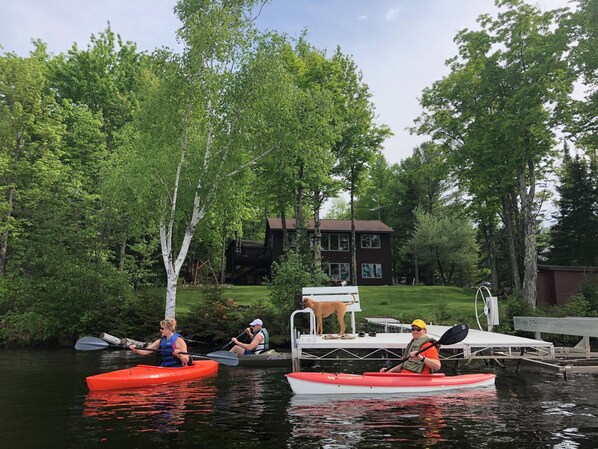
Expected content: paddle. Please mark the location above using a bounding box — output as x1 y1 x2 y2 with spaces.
220 330 247 350
75 336 239 367
387 323 469 371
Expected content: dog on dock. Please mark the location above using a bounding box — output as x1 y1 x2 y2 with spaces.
303 297 346 336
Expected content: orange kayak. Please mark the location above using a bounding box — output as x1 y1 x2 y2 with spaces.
86 360 219 391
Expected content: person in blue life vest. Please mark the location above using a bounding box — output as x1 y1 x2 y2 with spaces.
379 319 441 374
129 318 189 367
229 318 270 355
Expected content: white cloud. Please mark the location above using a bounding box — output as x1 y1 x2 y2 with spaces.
385 7 400 21
357 15 368 21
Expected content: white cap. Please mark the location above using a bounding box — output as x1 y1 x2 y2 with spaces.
249 318 263 326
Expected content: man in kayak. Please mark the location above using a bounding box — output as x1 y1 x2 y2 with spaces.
229 318 270 355
380 319 441 374
129 318 190 367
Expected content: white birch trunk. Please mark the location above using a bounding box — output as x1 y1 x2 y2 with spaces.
161 194 206 318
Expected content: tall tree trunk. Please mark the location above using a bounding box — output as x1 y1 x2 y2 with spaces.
481 220 499 291
281 208 289 250
350 172 357 286
161 194 205 318
0 137 21 277
313 191 323 269
220 222 226 285
0 186 14 276
501 196 522 295
520 165 538 309
118 221 129 272
414 254 419 285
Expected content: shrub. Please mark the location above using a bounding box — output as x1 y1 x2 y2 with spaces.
578 274 598 314
551 293 593 317
266 249 328 335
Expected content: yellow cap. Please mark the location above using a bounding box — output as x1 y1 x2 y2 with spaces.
411 319 427 329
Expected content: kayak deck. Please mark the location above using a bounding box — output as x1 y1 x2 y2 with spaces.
286 371 496 395
237 351 293 367
86 360 219 391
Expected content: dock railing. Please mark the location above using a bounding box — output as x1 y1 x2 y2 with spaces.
513 316 598 359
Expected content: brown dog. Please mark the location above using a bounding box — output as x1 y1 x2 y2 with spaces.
303 297 346 336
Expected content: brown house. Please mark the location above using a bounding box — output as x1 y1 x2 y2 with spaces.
536 265 598 306
226 218 394 286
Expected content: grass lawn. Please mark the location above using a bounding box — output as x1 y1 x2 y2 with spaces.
174 284 479 325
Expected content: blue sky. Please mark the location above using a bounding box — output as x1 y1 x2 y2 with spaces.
0 0 568 165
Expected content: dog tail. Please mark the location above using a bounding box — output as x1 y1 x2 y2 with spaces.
350 294 357 304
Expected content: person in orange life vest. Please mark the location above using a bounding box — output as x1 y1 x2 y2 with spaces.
129 318 189 367
379 319 441 374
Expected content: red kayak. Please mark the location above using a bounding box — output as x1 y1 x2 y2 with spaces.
286 371 496 395
86 360 219 391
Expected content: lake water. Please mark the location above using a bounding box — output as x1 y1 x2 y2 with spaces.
1 348 597 448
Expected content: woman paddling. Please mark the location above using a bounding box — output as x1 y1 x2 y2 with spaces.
129 318 190 367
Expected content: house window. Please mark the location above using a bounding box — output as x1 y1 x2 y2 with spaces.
327 263 350 282
361 234 381 248
321 233 349 251
362 263 382 279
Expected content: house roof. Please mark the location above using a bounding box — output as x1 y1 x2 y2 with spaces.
538 265 598 273
267 218 394 233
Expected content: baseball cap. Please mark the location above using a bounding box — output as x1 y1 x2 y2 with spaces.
249 319 263 326
411 319 427 330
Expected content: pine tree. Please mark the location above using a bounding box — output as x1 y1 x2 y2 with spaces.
550 151 598 266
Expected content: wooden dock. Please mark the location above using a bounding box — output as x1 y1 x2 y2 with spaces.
289 313 597 377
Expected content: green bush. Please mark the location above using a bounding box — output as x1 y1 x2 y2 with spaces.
265 249 328 335
179 283 286 347
551 293 593 317
578 274 598 314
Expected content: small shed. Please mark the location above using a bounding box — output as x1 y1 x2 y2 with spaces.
536 265 598 306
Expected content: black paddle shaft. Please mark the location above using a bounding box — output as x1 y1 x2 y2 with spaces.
389 323 469 371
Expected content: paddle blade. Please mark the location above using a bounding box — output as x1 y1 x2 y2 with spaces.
436 324 469 346
75 336 110 351
204 350 240 367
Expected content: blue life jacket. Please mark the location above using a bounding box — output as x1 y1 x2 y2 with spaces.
159 332 185 367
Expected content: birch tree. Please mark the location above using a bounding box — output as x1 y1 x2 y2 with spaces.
129 0 292 317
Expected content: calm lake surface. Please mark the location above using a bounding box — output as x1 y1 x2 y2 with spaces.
1 348 597 449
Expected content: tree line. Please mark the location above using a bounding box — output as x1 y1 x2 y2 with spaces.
0 0 596 344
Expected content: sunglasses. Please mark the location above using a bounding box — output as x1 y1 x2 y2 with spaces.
411 327 423 332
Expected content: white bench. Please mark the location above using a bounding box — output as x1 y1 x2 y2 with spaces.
302 286 361 334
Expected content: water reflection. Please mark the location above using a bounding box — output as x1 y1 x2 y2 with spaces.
83 376 217 433
287 387 497 448
3 350 597 449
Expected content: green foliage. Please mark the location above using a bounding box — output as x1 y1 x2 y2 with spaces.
416 0 575 305
549 153 598 266
179 282 287 346
578 274 598 314
266 249 328 330
432 301 451 324
493 294 540 334
404 207 479 286
565 0 598 152
180 284 245 345
551 293 594 317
